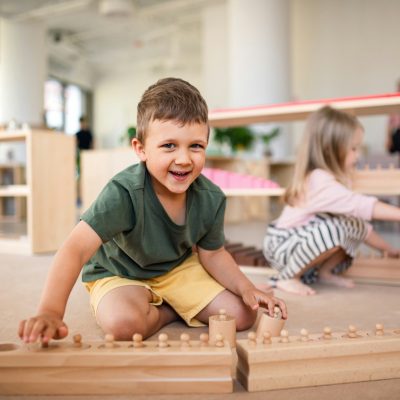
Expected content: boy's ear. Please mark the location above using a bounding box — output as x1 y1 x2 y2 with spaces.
131 138 147 161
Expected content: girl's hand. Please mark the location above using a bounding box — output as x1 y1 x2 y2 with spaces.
241 287 288 320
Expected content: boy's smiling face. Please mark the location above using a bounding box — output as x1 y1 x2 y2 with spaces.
132 119 208 197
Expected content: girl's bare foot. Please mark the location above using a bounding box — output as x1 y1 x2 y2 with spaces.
276 279 316 296
319 273 355 288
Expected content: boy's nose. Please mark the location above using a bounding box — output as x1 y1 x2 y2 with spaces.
175 150 191 164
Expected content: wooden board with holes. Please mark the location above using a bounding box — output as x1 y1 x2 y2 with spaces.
236 327 400 392
0 336 233 395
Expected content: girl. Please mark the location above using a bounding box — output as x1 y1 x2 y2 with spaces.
263 106 400 296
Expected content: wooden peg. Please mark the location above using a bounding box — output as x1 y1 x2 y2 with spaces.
279 329 289 343
215 334 225 348
262 331 272 344
346 325 360 339
105 334 115 348
199 333 209 347
132 333 144 348
375 323 384 336
157 333 169 348
247 331 257 346
180 333 191 348
322 327 332 340
218 309 227 321
300 328 310 342
73 333 82 348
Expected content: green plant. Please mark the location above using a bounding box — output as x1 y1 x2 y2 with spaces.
261 127 280 156
261 127 280 146
120 126 137 145
213 126 254 152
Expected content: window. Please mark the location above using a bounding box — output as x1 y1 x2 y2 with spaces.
44 78 91 135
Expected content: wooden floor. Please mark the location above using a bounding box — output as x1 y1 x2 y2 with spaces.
0 221 399 399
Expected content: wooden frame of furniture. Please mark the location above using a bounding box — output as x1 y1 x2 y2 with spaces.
0 130 76 254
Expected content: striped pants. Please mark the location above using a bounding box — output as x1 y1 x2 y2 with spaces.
263 213 369 283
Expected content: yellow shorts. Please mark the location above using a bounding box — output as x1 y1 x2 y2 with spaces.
83 254 225 327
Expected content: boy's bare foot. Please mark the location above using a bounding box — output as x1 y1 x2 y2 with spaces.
255 283 274 295
276 279 316 296
319 273 355 288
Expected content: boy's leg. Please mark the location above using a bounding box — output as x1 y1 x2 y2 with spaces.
95 285 178 340
194 289 257 331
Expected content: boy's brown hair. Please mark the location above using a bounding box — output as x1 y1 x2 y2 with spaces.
136 77 209 142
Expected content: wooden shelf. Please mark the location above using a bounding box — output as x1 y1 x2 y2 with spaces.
209 92 400 127
0 130 76 254
0 185 29 197
0 130 28 141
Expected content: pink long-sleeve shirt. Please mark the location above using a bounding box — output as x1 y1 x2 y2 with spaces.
276 169 377 233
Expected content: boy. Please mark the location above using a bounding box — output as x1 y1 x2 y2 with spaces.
19 78 287 343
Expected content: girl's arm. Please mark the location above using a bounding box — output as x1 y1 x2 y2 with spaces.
18 221 102 343
372 200 400 222
365 229 399 257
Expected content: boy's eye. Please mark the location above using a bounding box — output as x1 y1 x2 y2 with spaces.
191 143 205 150
162 143 175 149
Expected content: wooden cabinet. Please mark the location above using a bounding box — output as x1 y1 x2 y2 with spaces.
0 130 76 254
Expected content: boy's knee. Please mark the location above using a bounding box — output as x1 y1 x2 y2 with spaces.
99 310 147 341
232 306 257 331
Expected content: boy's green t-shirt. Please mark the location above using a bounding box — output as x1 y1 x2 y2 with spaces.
81 162 226 282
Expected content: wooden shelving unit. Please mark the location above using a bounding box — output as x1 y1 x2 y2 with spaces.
0 130 76 254
209 92 400 198
209 92 400 127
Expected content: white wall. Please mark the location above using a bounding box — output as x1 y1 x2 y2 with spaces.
291 0 400 153
90 0 400 155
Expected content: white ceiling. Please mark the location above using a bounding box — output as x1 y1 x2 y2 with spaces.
0 0 215 74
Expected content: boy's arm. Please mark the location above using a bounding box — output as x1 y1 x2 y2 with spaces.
18 221 102 343
197 246 287 319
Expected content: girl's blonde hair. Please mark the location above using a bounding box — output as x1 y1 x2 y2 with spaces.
285 105 363 206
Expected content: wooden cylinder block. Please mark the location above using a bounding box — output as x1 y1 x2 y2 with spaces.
209 310 236 348
256 311 285 338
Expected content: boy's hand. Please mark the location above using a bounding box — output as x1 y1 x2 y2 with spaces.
18 313 68 344
241 287 288 320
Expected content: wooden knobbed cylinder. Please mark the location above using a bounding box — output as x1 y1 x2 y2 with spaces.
256 307 285 338
208 309 236 348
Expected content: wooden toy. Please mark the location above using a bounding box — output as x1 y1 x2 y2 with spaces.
0 332 233 395
209 309 237 348
256 307 286 338
344 253 400 285
236 325 400 392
